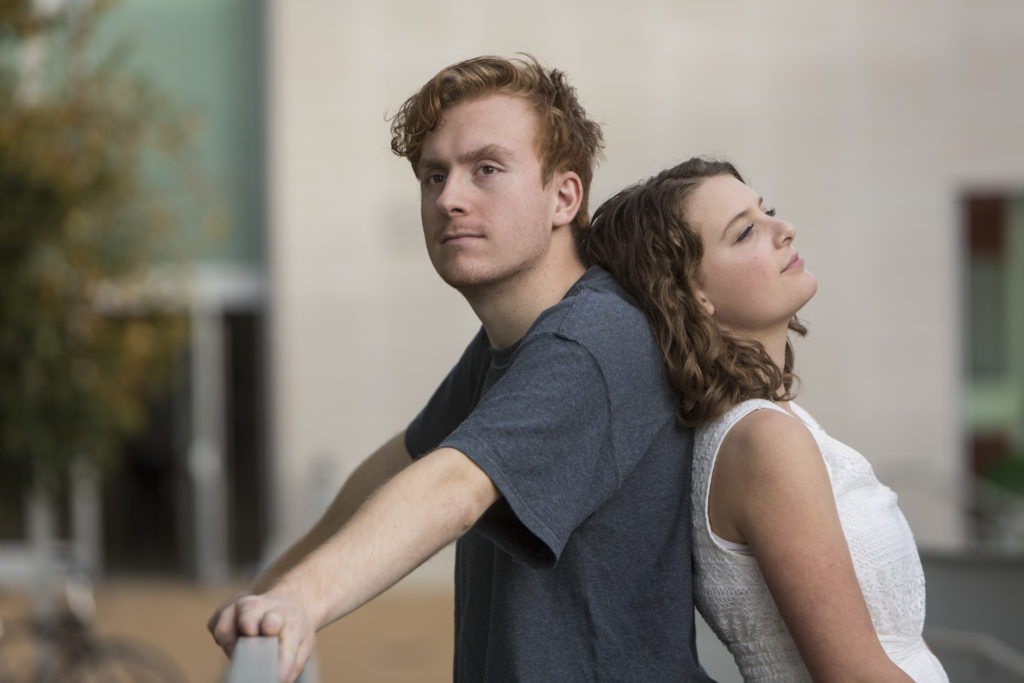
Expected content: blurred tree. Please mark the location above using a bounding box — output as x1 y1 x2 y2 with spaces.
0 0 198 497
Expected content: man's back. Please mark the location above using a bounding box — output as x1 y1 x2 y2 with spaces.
209 56 713 683
407 267 711 681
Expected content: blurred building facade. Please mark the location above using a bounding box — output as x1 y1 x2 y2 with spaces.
12 0 1022 594
98 0 271 580
260 0 1024 570
4 1 1022 679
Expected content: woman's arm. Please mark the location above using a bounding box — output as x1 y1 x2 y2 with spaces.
710 408 913 683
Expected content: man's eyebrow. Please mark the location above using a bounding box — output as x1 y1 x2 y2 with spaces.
417 144 516 177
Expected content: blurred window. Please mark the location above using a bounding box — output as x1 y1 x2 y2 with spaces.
963 193 1024 547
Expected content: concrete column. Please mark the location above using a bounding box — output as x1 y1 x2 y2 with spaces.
189 305 230 584
70 458 103 577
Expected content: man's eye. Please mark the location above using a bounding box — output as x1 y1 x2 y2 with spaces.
478 165 497 175
423 173 445 185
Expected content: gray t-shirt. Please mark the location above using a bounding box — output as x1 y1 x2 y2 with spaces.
406 266 712 682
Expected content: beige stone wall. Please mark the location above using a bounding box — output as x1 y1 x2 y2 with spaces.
264 0 1024 579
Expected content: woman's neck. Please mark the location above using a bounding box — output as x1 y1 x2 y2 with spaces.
736 324 789 373
765 334 788 372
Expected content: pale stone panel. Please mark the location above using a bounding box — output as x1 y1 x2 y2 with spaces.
266 0 1024 568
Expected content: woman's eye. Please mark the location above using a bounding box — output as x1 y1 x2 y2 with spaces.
765 207 776 217
737 225 753 242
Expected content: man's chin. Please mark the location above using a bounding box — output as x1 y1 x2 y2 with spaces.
432 258 525 295
433 262 488 290
439 272 486 292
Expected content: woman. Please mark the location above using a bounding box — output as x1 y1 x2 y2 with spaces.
584 157 948 682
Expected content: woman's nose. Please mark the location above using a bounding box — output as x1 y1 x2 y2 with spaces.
775 218 796 245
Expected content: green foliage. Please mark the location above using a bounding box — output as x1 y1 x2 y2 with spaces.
0 0 197 493
985 453 1024 496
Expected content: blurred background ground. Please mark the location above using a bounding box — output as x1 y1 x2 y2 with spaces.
0 580 454 683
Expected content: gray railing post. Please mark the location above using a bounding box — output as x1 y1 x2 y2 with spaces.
225 637 278 683
224 636 320 683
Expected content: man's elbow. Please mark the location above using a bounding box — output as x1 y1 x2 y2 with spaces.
431 448 500 535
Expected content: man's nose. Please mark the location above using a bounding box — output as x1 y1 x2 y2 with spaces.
437 172 469 215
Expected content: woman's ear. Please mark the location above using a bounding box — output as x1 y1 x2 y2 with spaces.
694 288 715 316
551 171 583 228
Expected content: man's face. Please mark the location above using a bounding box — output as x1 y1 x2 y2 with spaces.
415 94 563 293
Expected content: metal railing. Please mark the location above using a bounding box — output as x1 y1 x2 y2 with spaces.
926 627 1024 682
223 625 1024 682
224 637 277 683
224 636 319 683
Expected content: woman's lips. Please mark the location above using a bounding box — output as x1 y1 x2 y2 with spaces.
783 252 804 272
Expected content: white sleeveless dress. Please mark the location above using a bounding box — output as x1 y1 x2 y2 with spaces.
692 399 948 682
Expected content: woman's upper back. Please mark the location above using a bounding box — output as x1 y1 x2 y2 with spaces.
691 399 939 681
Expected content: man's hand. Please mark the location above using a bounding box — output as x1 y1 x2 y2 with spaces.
208 592 316 683
205 434 412 680
205 444 497 682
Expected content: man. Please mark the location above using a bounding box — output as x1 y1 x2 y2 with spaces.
209 54 712 682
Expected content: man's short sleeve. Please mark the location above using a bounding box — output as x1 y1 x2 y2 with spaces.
440 331 619 567
405 329 489 458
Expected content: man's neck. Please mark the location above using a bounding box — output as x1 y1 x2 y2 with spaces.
465 257 587 350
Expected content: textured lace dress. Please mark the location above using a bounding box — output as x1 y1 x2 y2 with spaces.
692 399 948 682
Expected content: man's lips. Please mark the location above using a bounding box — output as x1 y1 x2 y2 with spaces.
442 232 483 244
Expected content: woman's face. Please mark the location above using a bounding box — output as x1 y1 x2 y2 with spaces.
688 174 817 339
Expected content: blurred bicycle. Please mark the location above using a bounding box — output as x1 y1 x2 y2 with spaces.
0 575 186 683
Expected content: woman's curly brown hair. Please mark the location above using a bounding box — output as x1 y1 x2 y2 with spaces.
583 157 807 427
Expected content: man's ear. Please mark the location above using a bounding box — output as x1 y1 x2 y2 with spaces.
551 171 583 228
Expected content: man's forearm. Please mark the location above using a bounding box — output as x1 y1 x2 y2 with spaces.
266 447 499 629
252 431 412 592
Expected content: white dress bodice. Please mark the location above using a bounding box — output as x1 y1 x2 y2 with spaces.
692 399 948 682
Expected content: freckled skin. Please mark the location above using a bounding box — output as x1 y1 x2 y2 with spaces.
688 174 817 343
418 94 563 294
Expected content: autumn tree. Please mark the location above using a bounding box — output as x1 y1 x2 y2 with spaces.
0 0 197 500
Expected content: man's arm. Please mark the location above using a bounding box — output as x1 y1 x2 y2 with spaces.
209 445 499 683
205 432 410 667
252 431 412 591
